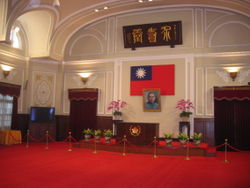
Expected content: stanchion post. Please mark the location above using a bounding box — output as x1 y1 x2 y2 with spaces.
45 130 49 150
26 129 30 148
68 131 72 151
153 136 158 159
93 136 97 154
224 139 230 163
184 137 191 160
122 135 127 156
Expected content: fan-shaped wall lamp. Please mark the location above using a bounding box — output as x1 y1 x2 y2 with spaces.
1 65 13 78
79 73 92 85
226 67 240 81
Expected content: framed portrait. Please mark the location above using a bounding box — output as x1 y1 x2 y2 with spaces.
143 88 161 112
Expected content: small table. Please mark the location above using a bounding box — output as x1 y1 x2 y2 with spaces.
0 130 22 145
179 122 190 137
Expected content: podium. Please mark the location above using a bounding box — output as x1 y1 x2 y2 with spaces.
179 122 190 137
115 122 159 145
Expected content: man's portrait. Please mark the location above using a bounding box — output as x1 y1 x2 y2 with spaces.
143 88 161 112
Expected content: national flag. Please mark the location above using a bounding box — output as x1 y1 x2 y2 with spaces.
130 64 175 95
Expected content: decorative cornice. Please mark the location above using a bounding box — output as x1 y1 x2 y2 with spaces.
0 48 26 61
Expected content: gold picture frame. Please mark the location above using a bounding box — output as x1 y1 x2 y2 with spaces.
143 88 161 112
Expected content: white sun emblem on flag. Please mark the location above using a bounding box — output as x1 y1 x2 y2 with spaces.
136 67 146 79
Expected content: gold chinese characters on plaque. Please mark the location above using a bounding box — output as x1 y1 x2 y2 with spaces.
123 21 182 49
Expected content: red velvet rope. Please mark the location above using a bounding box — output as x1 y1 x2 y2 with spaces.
47 135 56 142
28 135 46 142
214 143 225 149
227 144 242 152
72 137 250 153
212 143 250 152
63 135 71 142
70 136 79 143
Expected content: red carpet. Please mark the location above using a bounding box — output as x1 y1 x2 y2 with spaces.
0 142 249 188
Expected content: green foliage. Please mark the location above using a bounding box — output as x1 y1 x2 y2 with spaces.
113 110 122 115
193 132 203 140
94 129 102 136
103 129 113 137
178 133 188 140
179 111 192 117
163 133 173 139
83 128 93 135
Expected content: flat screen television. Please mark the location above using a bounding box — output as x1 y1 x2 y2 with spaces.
30 107 55 123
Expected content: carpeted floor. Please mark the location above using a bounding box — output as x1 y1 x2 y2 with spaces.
0 142 249 188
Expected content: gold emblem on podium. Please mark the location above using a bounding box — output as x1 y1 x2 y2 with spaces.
129 125 141 136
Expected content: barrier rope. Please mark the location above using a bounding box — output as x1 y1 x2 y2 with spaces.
227 144 242 152
63 135 71 142
213 141 249 152
28 135 46 142
70 136 79 143
48 135 56 142
63 135 250 155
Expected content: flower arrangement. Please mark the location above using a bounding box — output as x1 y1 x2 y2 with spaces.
192 132 202 145
163 133 174 139
176 99 194 117
94 129 102 136
178 133 188 140
103 129 113 137
83 128 93 135
192 132 203 140
107 100 127 115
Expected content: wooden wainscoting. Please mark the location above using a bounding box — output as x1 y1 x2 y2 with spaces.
194 118 214 146
15 114 113 141
96 116 113 130
56 115 70 141
13 114 29 139
55 115 113 141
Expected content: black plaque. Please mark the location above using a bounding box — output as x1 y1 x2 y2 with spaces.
123 21 182 49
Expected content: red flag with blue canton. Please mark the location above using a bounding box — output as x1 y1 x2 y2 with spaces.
130 64 175 95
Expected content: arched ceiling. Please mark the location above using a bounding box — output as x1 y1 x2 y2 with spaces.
8 0 250 60
17 10 54 57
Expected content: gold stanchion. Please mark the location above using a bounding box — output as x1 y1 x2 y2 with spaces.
224 139 230 163
153 136 158 159
93 136 97 154
68 131 72 151
184 137 191 160
26 129 30 148
122 135 127 156
45 130 49 150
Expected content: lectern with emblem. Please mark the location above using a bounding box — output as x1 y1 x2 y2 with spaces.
115 122 159 145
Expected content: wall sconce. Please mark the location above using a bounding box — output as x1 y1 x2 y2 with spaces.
1 65 13 78
226 67 240 81
79 73 92 85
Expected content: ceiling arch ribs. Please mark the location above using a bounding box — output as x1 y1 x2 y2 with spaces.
49 0 250 60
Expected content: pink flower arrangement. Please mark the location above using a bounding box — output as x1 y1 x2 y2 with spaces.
176 99 194 117
107 100 127 115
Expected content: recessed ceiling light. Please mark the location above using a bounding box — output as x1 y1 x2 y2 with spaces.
138 0 143 3
104 6 108 10
94 9 99 12
148 0 153 2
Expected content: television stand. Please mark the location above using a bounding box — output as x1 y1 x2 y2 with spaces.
29 122 56 142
